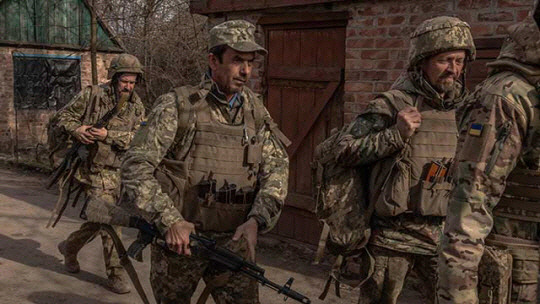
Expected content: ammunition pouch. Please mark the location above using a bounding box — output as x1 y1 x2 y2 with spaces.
416 180 452 216
372 157 411 217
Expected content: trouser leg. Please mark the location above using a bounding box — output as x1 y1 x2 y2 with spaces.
358 245 413 304
413 254 438 304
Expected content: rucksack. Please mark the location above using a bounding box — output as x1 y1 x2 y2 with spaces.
312 90 410 298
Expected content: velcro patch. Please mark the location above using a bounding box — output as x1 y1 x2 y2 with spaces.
469 123 484 137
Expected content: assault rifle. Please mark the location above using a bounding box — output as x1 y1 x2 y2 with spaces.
127 217 312 304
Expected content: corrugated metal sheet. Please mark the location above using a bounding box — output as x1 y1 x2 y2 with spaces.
0 0 122 51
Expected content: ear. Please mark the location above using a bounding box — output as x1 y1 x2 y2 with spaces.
208 53 219 72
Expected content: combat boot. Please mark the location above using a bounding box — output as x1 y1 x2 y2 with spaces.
58 240 80 273
106 273 131 294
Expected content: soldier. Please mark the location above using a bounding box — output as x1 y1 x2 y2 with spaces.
438 2 540 303
120 20 290 303
55 53 145 294
334 17 475 304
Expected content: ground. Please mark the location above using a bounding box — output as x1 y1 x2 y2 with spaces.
0 165 423 304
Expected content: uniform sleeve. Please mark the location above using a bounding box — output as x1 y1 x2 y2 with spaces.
335 98 405 166
437 94 526 304
121 93 184 232
247 115 289 234
56 87 92 134
105 101 146 150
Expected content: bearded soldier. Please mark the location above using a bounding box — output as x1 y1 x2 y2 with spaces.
438 2 540 303
334 17 475 304
120 20 289 303
55 54 145 294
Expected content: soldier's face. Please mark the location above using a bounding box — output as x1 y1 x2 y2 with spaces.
117 73 137 93
422 50 466 94
209 47 255 95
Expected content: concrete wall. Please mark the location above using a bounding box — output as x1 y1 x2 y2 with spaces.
0 47 117 156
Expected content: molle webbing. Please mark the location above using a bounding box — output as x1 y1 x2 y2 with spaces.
188 101 258 187
409 109 457 159
495 169 540 219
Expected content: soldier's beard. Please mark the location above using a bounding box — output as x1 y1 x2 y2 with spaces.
433 74 457 94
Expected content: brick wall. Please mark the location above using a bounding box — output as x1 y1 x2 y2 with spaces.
0 47 117 156
203 0 534 123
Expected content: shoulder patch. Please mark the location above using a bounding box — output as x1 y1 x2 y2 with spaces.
469 123 484 137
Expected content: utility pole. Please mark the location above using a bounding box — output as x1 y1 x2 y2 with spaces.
90 0 98 85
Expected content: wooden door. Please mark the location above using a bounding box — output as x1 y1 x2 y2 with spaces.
261 13 347 244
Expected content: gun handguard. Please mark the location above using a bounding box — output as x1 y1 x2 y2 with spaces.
126 218 311 304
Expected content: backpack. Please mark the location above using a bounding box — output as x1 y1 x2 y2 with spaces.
312 90 410 298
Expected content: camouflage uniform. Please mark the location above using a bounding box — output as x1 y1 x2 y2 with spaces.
335 17 475 304
121 20 289 304
57 54 145 281
438 10 540 304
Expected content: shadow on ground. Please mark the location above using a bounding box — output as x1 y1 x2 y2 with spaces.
28 291 120 304
0 233 106 286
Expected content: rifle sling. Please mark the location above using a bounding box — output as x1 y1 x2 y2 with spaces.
100 224 150 304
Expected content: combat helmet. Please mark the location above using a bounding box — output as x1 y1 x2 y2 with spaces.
107 53 143 79
408 16 476 69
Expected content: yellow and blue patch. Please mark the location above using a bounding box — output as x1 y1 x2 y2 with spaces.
469 123 484 137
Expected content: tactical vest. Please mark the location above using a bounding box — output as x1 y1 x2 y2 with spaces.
372 91 457 217
155 86 264 233
85 84 139 169
490 70 540 222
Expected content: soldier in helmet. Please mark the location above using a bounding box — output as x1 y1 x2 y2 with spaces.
55 53 145 294
438 2 540 303
334 17 475 304
120 20 290 303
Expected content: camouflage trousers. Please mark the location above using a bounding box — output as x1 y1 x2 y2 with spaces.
150 234 259 304
358 245 437 304
490 216 540 304
62 186 124 277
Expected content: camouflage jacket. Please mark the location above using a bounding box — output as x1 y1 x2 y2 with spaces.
438 19 540 303
336 71 466 255
121 76 289 234
56 82 145 189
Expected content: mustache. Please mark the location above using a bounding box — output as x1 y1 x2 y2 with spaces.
439 72 457 80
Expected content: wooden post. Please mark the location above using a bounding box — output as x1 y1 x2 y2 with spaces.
90 0 98 85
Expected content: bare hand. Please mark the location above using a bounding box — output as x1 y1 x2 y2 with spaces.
73 125 95 144
232 217 258 261
396 107 422 139
88 127 108 141
165 220 195 255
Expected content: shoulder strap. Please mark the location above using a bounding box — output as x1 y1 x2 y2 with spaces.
377 89 414 113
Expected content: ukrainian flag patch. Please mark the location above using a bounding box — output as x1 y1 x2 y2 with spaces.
469 123 483 137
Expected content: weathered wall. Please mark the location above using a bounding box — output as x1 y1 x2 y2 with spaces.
203 0 534 123
0 48 116 156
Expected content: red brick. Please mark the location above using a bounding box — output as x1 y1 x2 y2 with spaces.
457 0 491 9
349 18 375 27
411 2 450 13
355 6 385 16
495 24 511 34
470 24 493 36
346 49 364 59
410 15 428 25
358 70 388 81
361 50 389 60
388 26 414 37
346 38 375 48
358 28 387 37
346 59 376 70
497 0 533 7
517 10 530 21
388 5 409 14
377 16 405 26
477 11 514 22
344 82 373 92
388 70 404 80
376 60 406 70
376 38 406 49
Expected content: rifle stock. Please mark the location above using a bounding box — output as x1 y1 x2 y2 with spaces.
127 218 311 304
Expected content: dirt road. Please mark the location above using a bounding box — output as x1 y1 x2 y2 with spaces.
0 166 422 304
